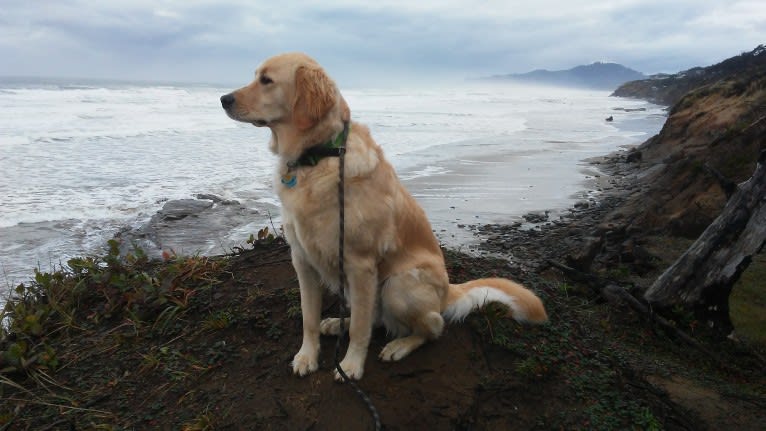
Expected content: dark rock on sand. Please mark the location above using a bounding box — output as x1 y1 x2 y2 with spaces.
158 199 214 221
195 193 224 203
523 211 549 223
625 150 642 163
196 193 241 206
116 196 260 259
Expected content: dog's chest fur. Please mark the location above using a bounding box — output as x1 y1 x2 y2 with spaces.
275 128 399 287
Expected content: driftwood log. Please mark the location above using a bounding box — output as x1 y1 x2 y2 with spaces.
644 150 766 334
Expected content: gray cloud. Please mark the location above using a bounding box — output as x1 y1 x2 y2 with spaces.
0 1 764 86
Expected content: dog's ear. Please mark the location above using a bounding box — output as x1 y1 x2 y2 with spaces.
339 95 351 122
293 65 336 130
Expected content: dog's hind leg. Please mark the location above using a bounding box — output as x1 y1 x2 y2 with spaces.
379 311 443 361
378 269 445 362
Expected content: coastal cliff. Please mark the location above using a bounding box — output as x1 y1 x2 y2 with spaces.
480 44 766 274
607 59 766 238
551 45 766 307
612 44 766 106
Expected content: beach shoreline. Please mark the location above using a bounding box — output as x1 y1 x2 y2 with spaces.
0 132 655 288
0 80 664 287
107 126 648 265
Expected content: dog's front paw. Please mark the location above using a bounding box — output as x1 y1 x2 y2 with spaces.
333 355 364 381
292 351 319 377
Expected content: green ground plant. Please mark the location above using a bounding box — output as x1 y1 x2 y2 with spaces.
1 239 224 377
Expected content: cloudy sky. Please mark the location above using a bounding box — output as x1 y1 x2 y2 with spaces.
1 1 764 87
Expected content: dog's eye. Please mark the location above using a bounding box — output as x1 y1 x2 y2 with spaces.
259 75 273 85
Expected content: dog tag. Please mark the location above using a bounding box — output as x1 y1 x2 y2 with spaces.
281 173 297 188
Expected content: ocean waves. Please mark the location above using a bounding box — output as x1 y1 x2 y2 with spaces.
0 79 665 285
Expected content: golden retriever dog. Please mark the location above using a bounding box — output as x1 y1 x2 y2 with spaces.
221 53 547 381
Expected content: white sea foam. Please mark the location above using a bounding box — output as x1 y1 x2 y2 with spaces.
0 79 665 285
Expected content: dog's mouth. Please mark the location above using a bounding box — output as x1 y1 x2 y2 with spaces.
223 110 269 127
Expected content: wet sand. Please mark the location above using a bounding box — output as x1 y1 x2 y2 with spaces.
401 146 622 250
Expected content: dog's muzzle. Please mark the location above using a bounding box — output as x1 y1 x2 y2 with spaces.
220 92 269 126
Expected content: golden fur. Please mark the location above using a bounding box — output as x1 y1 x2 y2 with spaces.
222 53 547 380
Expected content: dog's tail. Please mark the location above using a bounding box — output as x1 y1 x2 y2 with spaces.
442 278 548 324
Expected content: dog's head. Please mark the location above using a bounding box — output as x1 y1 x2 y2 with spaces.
221 53 350 151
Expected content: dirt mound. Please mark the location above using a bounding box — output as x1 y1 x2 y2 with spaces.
2 237 764 430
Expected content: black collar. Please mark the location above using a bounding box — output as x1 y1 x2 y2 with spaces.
287 121 350 170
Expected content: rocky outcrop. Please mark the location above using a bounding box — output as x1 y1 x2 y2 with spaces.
156 199 214 221
612 44 766 106
115 195 260 259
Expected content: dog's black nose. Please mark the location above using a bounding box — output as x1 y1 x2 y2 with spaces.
220 93 235 110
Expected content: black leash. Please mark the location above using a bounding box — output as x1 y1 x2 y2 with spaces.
334 120 383 431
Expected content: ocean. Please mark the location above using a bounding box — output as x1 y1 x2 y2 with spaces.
0 78 666 286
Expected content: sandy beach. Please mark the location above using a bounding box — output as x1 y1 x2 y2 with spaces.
403 146 613 249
